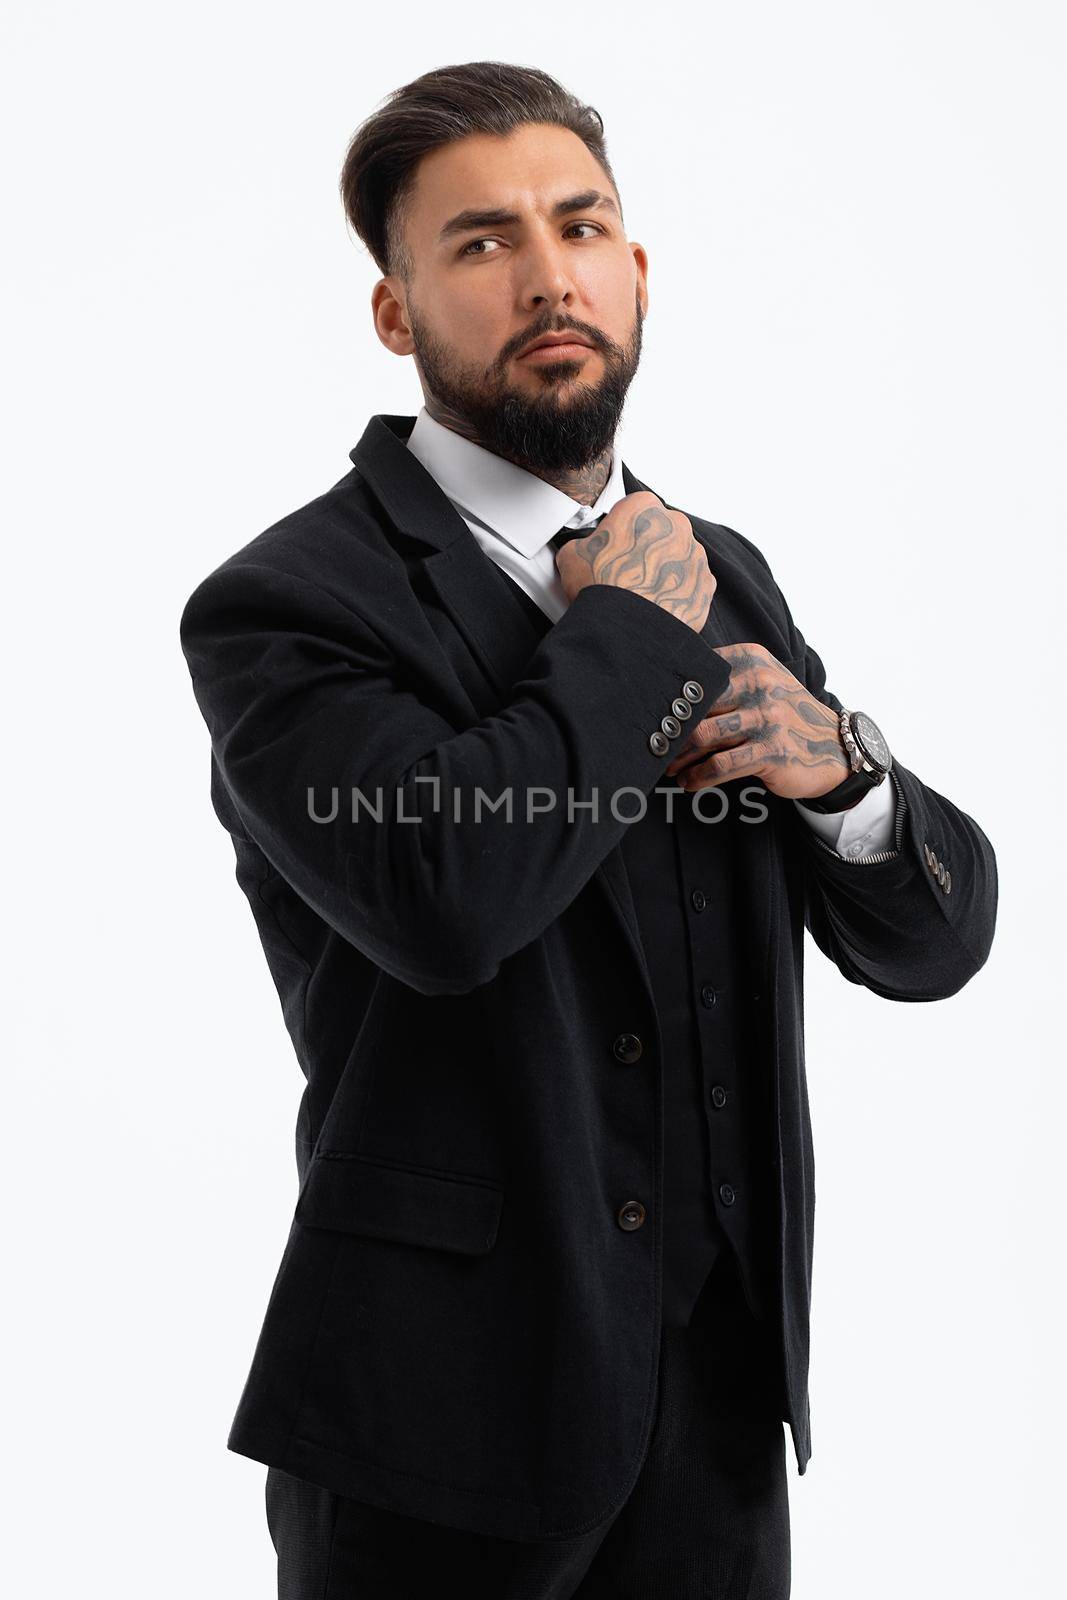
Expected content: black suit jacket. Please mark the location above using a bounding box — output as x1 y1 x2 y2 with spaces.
178 412 998 1542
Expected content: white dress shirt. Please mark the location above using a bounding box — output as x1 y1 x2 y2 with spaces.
405 406 897 860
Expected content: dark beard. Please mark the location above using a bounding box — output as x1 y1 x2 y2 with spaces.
408 290 644 475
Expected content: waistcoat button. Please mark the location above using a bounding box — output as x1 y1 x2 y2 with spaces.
719 1182 736 1206
617 1199 647 1231
612 1033 643 1064
710 1084 727 1109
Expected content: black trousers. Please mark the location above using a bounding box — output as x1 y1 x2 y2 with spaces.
264 1250 791 1599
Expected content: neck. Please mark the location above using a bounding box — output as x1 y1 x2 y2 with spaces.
540 448 614 506
423 397 614 508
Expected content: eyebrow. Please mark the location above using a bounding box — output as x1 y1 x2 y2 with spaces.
437 189 620 243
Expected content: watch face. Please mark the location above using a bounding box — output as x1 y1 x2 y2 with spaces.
852 712 891 773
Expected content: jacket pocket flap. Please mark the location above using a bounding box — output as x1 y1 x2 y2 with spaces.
295 1153 504 1255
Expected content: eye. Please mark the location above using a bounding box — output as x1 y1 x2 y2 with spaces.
564 222 603 239
460 237 503 257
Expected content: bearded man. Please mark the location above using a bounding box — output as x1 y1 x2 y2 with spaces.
179 59 997 1600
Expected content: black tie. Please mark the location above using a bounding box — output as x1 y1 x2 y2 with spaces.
549 513 605 552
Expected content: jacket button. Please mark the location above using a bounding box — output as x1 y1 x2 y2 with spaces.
719 1182 736 1206
617 1200 646 1231
649 730 670 756
700 984 718 1008
661 714 682 738
682 680 704 702
944 870 952 893
690 888 707 912
671 697 693 721
612 1033 643 1063
710 1084 727 1109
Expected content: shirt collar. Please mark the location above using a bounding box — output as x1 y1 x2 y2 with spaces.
405 405 627 558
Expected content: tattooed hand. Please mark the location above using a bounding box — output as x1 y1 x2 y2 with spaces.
555 491 715 634
663 643 852 802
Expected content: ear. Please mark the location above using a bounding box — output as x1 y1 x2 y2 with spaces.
630 242 649 318
371 278 415 356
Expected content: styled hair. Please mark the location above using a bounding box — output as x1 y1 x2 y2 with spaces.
339 61 620 282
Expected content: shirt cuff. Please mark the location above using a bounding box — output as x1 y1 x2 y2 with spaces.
792 773 897 859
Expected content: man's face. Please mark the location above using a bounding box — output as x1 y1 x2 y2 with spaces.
372 123 649 474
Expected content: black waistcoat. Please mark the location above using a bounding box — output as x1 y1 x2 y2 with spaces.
486 563 778 1329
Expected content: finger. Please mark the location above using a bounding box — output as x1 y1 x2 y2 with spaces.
665 709 756 775
680 738 773 789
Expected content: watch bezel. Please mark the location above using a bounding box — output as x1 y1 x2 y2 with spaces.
847 710 893 777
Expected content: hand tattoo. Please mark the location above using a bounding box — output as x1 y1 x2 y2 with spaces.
663 644 852 801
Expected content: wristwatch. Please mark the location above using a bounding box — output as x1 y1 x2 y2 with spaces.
796 709 893 814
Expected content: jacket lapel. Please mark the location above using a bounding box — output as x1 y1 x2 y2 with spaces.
421 539 548 703
348 413 546 704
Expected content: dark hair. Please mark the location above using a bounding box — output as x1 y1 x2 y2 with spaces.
339 61 621 282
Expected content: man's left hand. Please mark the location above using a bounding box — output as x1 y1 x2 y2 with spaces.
663 644 852 801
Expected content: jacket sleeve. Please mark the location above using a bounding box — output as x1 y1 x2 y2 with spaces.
724 529 998 1002
179 560 732 997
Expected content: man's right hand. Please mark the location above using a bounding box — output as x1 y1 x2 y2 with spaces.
554 491 716 634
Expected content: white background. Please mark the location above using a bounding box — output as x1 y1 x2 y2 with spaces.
5 2 1064 1595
